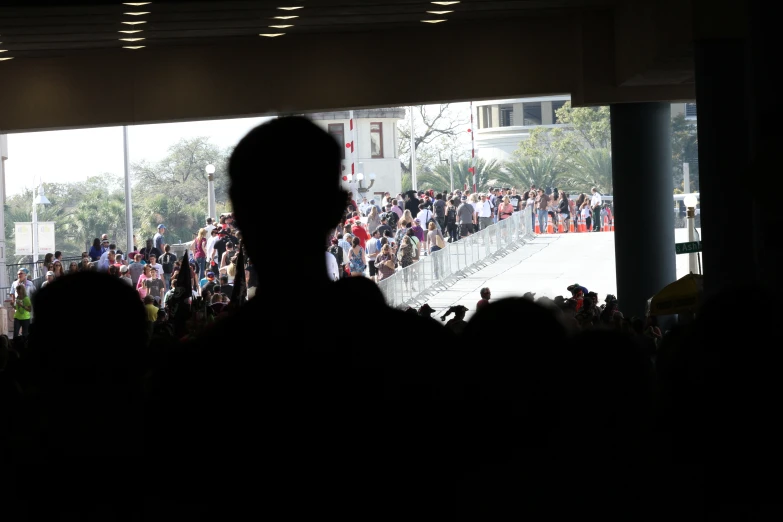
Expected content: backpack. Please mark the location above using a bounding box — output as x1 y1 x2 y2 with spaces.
329 244 344 266
160 252 175 274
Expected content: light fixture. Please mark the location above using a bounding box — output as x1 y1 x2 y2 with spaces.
0 50 7 53
124 11 151 16
345 173 353 182
356 173 364 181
431 1 460 4
369 173 376 180
272 15 299 19
121 21 146 25
119 29 143 33
269 25 293 28
0 57 14 61
119 37 145 41
205 164 216 175
683 194 698 208
123 2 151 5
421 19 447 23
123 46 145 49
426 10 453 14
277 6 303 10
260 33 285 37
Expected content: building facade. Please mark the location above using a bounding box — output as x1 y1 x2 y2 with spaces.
308 108 406 202
475 96 696 163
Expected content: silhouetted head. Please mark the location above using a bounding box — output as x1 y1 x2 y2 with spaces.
229 117 347 265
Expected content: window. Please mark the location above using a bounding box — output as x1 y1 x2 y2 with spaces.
328 123 345 159
370 122 384 158
481 106 492 128
500 105 514 127
523 102 542 126
685 103 697 118
551 100 566 123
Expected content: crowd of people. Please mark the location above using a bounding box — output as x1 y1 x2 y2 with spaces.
8 214 257 343
0 116 774 520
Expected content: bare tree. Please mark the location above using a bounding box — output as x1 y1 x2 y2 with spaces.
397 104 469 174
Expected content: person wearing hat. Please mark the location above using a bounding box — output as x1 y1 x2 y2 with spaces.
418 303 437 321
119 264 133 286
41 271 56 289
199 270 217 291
154 224 167 254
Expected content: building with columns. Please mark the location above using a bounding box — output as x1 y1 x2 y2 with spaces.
475 96 697 163
308 108 406 202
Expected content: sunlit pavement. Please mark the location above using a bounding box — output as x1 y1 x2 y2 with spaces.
423 228 702 321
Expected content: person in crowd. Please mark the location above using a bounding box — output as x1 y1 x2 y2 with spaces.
476 287 491 310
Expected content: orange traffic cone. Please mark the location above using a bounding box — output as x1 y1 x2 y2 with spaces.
578 219 584 233
610 219 615 232
557 219 564 233
534 218 540 234
603 215 610 231
569 220 574 233
546 215 554 234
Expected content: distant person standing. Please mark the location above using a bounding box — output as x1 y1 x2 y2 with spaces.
476 287 491 310
590 187 603 231
154 224 167 252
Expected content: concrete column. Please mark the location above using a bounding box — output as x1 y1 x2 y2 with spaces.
541 101 553 125
610 103 675 319
0 135 7 291
490 105 499 129
693 40 754 296
513 103 523 126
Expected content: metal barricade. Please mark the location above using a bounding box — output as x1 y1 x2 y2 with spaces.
376 211 532 308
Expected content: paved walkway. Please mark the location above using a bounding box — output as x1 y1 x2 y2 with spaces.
422 228 701 321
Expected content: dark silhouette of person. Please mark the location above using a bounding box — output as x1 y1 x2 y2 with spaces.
5 272 151 519
147 116 459 518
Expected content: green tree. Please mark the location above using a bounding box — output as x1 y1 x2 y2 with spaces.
518 102 611 158
136 194 202 245
397 104 469 175
671 113 699 192
499 154 562 191
131 137 231 207
419 158 502 193
558 148 614 194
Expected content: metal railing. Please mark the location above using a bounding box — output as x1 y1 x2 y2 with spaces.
377 211 532 308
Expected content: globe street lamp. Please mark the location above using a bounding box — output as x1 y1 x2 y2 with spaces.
206 164 216 221
32 184 51 279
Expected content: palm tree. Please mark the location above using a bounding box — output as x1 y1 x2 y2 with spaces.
420 158 502 193
500 154 562 191
558 148 613 194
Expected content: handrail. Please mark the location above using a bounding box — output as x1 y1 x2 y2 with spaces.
377 211 533 308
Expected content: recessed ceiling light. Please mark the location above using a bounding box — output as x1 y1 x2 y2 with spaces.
121 21 146 25
119 30 143 34
0 57 14 61
123 2 151 5
427 10 453 15
431 1 460 5
119 37 145 42
277 6 303 10
123 46 145 49
124 12 150 16
0 50 7 53
260 33 285 37
421 19 447 23
272 16 299 19
269 25 294 28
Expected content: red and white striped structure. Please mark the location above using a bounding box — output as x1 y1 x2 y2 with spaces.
469 101 477 192
348 110 357 177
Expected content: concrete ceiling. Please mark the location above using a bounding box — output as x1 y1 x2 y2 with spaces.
0 0 716 133
0 0 614 59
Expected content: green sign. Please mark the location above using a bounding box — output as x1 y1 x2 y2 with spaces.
675 241 702 255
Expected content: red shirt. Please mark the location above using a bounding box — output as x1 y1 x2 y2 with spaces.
476 299 490 310
351 224 370 249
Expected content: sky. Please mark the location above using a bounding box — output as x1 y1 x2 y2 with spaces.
3 116 274 197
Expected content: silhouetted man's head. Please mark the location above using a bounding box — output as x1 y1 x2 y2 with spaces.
229 117 346 263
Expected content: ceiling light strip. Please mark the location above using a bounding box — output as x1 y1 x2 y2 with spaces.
124 12 150 16
431 1 460 5
260 33 285 37
123 2 151 5
427 10 453 15
277 6 303 10
421 20 447 24
119 38 145 42
269 25 293 28
272 15 298 19
0 57 14 61
121 21 146 25
123 46 145 50
119 30 143 34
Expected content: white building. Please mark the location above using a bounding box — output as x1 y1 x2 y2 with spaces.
474 96 696 163
308 108 406 202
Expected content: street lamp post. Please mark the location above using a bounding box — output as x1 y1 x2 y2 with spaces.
32 184 50 279
440 153 453 193
684 193 700 274
206 164 216 221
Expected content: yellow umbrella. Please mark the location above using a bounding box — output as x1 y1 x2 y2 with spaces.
647 273 704 316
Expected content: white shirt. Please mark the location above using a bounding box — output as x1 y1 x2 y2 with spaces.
148 262 164 278
325 251 340 282
98 250 112 271
477 200 493 218
13 278 34 300
205 224 216 236
206 235 219 261
590 192 603 207
417 208 433 224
